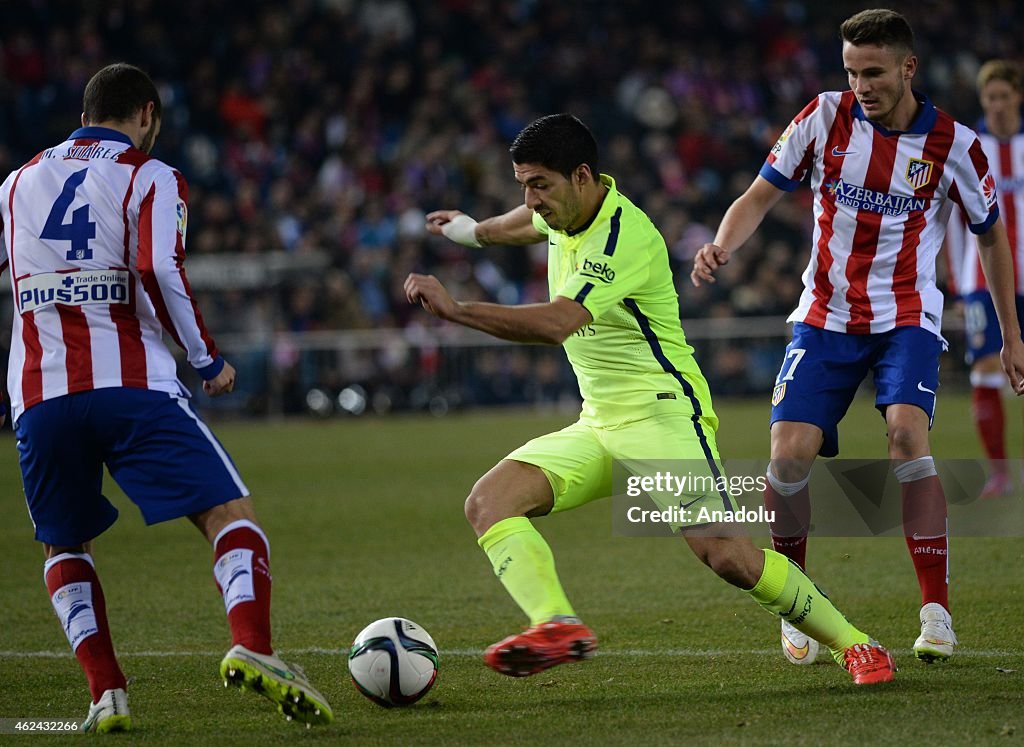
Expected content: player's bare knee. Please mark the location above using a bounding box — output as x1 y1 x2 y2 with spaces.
769 426 820 477
768 458 812 485
708 549 756 588
464 487 488 532
466 479 551 536
464 479 511 534
190 496 259 544
465 460 553 534
44 542 89 559
887 425 926 460
972 354 1003 376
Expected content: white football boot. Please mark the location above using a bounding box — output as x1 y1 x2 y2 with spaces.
913 602 957 662
81 688 131 733
780 619 820 665
220 644 333 725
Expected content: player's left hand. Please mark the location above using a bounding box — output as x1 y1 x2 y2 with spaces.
404 273 459 321
1000 338 1024 396
691 243 731 287
424 209 464 236
204 361 237 397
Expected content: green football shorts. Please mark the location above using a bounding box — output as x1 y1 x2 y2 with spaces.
505 410 730 527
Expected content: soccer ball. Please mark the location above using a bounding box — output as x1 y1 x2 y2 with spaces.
348 617 438 707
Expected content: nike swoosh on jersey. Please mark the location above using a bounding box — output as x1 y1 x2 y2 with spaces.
831 146 856 157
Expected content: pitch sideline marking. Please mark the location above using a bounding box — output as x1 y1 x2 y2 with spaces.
0 647 1019 659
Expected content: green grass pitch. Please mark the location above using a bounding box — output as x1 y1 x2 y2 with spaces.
1 394 1022 744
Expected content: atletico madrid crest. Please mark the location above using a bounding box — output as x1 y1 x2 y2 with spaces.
771 382 786 406
176 200 188 239
905 158 933 190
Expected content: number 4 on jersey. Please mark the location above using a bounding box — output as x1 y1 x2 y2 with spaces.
41 168 96 261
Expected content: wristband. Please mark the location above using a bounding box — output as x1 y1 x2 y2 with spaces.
440 214 482 247
196 355 226 381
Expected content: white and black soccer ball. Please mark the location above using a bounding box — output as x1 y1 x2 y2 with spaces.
348 617 438 707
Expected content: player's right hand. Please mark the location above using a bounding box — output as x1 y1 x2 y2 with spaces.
404 273 459 321
425 210 465 236
1000 338 1024 396
204 361 237 397
690 243 731 287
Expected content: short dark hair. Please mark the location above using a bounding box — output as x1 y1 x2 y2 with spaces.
840 9 914 55
509 114 599 181
83 63 162 124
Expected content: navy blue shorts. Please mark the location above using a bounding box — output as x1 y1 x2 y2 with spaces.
962 290 1024 365
16 388 250 546
769 323 944 457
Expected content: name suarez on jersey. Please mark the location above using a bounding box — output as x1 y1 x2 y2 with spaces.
17 269 130 313
42 143 121 161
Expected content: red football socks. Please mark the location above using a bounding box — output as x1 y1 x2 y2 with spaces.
44 553 127 702
213 520 273 654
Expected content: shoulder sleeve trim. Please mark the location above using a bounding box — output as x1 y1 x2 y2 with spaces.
602 207 623 256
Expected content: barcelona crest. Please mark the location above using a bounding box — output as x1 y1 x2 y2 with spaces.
905 158 933 190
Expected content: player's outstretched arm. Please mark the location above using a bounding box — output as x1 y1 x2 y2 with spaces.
405 273 590 344
976 218 1024 395
691 176 785 286
426 205 545 247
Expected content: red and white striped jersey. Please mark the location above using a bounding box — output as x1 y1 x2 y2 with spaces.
944 122 1024 296
761 90 999 336
0 126 221 421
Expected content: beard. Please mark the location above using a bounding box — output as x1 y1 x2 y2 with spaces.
138 124 157 153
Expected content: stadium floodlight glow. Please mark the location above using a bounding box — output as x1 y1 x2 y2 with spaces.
305 388 333 418
337 385 367 415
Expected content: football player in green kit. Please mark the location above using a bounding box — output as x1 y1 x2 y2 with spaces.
407 113 894 685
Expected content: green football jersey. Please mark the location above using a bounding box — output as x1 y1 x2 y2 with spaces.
532 174 717 429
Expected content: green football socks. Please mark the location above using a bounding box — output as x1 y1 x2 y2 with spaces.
479 517 576 625
748 549 869 664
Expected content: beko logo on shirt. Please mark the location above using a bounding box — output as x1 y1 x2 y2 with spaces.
579 258 615 283
17 269 130 313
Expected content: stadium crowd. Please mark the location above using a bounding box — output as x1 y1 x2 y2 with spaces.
1 0 1021 413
